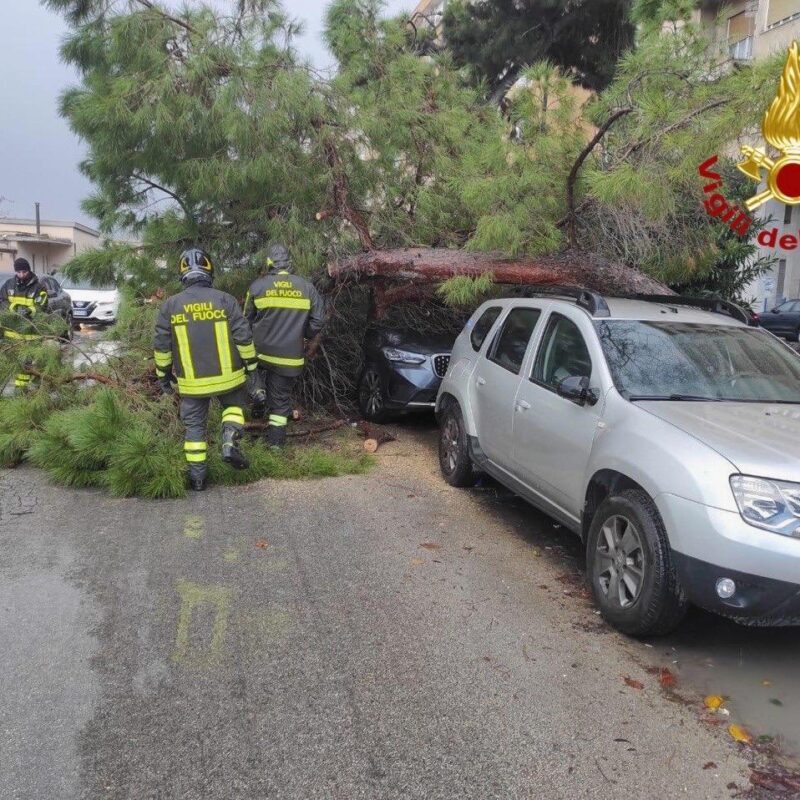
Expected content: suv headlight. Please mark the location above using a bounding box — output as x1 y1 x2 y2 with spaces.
382 347 426 365
730 475 800 537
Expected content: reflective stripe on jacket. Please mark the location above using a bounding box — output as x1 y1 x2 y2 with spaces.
153 284 255 397
243 270 324 376
0 276 49 339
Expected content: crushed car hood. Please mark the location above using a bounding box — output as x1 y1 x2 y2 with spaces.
639 401 800 481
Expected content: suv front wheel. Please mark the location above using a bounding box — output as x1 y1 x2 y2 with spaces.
438 403 474 487
587 489 688 637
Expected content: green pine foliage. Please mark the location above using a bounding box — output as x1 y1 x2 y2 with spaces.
16 386 372 499
437 273 495 307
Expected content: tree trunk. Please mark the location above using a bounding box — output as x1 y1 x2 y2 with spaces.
328 247 673 296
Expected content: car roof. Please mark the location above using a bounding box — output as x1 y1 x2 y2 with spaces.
485 295 747 327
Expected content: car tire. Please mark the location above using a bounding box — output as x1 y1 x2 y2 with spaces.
438 403 474 487
358 367 388 423
587 489 688 637
62 313 75 341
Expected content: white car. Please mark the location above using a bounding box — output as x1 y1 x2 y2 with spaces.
436 291 800 636
53 274 120 324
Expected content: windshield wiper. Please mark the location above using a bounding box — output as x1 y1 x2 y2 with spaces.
626 394 722 402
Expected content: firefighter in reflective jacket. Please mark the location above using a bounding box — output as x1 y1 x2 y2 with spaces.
0 258 49 391
153 248 258 491
243 243 324 447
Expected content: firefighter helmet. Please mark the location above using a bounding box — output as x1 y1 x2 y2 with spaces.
266 243 291 272
178 248 214 283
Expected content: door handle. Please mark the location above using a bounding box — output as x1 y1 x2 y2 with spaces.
476 376 486 386
516 400 531 410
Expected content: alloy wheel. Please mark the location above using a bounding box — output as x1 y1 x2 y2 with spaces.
595 514 645 609
441 416 460 474
360 370 383 418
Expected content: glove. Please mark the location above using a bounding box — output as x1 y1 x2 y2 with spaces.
246 372 267 404
158 372 175 395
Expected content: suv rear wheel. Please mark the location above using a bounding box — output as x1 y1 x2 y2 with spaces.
438 404 474 487
587 489 688 637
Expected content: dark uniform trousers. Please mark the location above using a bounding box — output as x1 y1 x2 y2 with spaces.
180 388 247 460
255 366 295 441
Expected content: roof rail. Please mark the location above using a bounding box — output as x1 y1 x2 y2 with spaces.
518 285 611 317
632 294 758 327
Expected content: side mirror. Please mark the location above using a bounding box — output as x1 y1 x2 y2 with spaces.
771 307 780 313
557 375 598 406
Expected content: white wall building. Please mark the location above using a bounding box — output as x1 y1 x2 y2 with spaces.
0 217 102 276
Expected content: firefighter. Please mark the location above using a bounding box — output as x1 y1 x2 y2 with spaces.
0 258 49 391
153 248 258 491
244 243 324 447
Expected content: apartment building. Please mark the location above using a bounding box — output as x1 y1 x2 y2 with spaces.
411 0 448 33
696 1 800 309
0 216 101 276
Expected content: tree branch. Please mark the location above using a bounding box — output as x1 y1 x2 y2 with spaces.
132 0 196 34
565 107 633 249
313 120 375 250
131 172 193 219
618 98 730 163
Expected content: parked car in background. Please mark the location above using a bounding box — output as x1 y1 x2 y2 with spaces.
437 291 800 636
757 299 800 341
0 271 74 339
53 273 120 325
358 325 456 422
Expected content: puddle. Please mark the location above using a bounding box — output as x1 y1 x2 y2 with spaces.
70 326 121 369
645 607 800 765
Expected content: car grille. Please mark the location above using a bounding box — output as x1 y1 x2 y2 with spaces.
433 353 451 378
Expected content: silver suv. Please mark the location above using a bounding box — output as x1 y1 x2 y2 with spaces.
435 291 800 636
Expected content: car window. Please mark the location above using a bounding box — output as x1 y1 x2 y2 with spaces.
778 301 796 311
487 308 541 374
48 278 62 293
596 321 800 402
533 314 592 390
470 306 502 351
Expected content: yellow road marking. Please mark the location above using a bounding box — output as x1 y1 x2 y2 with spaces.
183 515 205 540
172 580 233 667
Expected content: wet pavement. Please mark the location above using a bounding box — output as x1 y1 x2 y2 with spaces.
0 426 764 799
464 437 800 769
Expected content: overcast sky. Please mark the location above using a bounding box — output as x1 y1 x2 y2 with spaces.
0 0 410 228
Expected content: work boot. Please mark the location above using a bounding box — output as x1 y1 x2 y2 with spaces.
187 463 207 492
267 424 287 449
221 425 249 470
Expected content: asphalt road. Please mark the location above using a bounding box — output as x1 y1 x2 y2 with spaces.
0 426 771 799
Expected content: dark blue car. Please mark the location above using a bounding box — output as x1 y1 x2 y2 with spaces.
758 299 800 341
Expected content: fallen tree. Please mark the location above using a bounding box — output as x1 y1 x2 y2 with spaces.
328 247 674 297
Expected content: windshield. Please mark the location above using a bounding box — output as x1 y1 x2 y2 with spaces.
595 321 800 403
54 274 115 291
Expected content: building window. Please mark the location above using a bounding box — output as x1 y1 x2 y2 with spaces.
727 11 754 60
767 0 800 28
785 205 793 225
